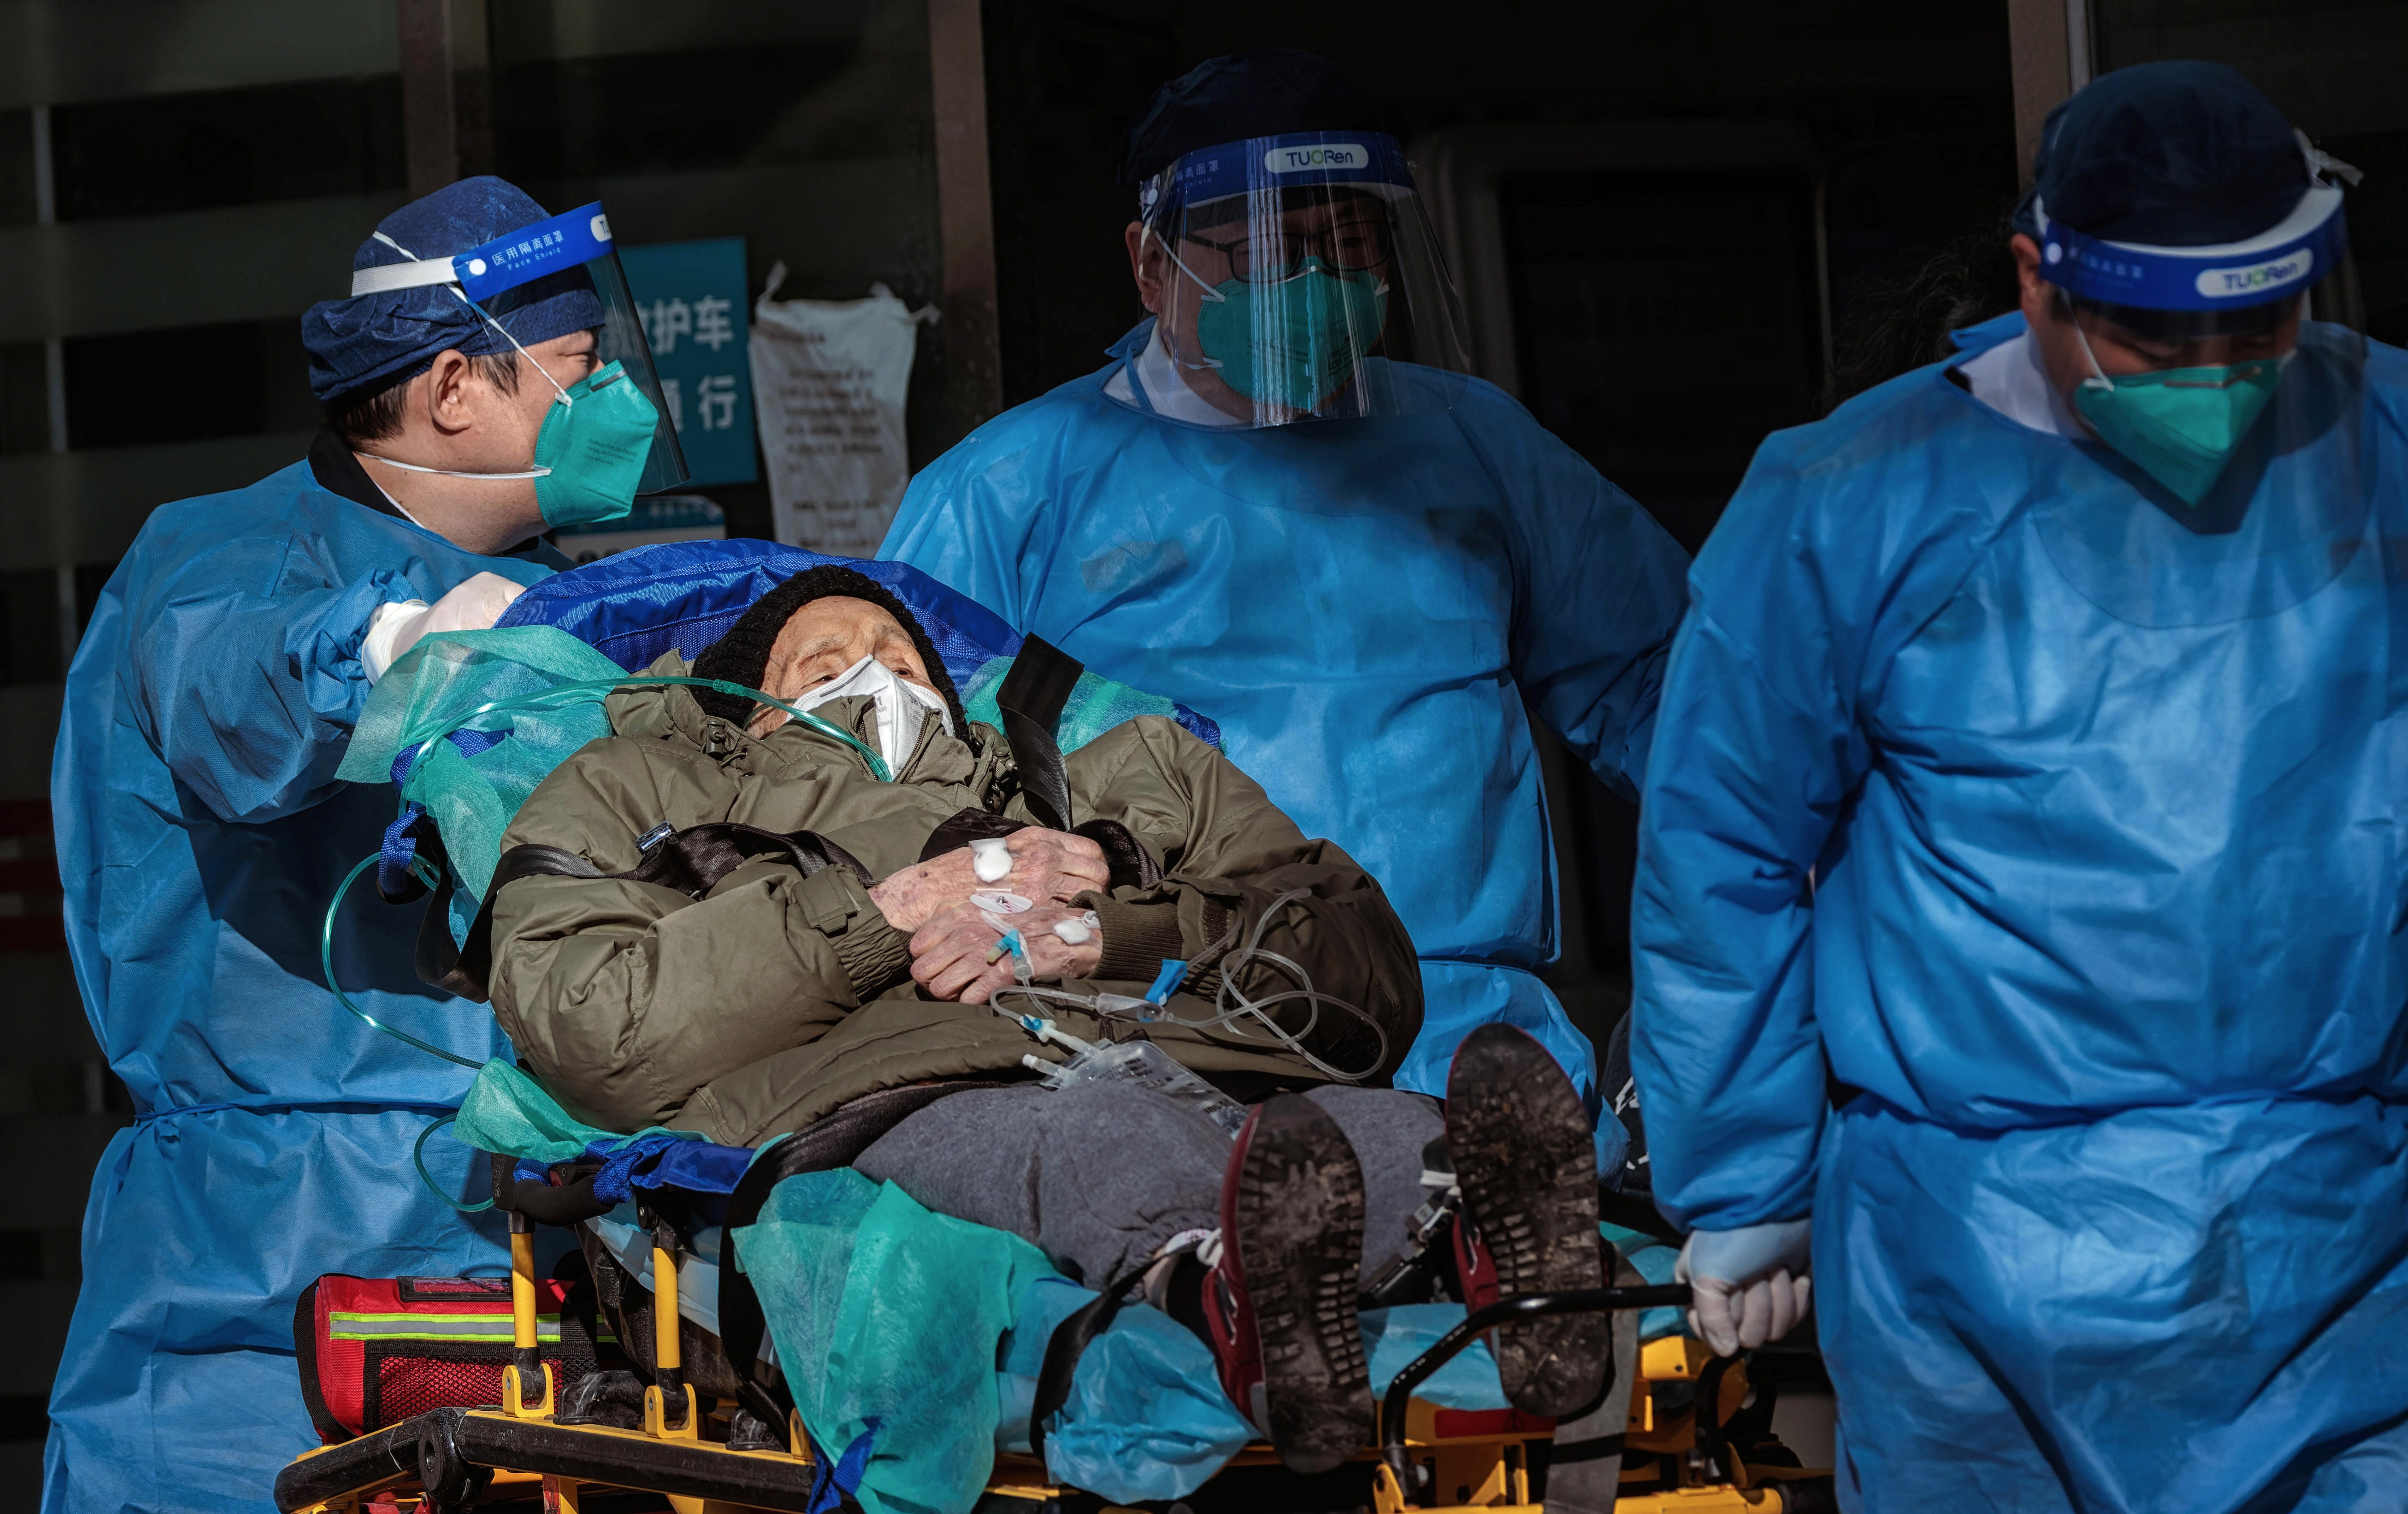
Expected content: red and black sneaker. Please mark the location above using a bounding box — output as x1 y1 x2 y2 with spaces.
1445 1022 1608 1417
1201 1094 1374 1474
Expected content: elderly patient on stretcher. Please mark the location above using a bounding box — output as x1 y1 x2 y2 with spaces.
484 565 1609 1471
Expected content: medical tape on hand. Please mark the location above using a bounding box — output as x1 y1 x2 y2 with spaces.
970 837 1013 884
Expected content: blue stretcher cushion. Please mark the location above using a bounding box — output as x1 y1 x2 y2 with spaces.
496 539 1221 747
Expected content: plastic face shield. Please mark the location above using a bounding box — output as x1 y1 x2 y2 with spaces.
2029 316 2369 624
1132 131 1475 428
349 202 690 495
2024 142 2372 622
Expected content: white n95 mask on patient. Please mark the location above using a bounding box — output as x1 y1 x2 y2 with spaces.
787 654 952 769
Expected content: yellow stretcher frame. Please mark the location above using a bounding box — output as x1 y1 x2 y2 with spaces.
277 1207 1833 1514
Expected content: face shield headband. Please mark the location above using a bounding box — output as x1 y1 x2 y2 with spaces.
2034 133 2360 315
1136 130 1418 226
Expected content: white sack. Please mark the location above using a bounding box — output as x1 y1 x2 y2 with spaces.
747 264 937 554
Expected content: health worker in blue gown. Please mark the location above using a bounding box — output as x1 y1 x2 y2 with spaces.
884 50 1690 1111
1632 63 2408 1510
46 176 685 1513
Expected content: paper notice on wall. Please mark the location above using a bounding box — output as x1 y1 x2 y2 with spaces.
748 263 938 555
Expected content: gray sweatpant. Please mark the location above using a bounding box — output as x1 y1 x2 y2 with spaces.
853 1080 1444 1288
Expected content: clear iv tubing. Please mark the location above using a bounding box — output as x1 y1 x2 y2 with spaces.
396 672 894 784
415 1112 495 1212
325 671 886 1070
323 851 488 1070
1180 887 1389 1083
989 888 1388 1084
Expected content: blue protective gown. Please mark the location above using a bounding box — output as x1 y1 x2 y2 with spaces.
883 321 1690 1096
1632 315 2408 1510
46 442 560 1513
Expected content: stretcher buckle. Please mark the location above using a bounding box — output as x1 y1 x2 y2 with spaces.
501 1361 556 1419
644 1381 700 1441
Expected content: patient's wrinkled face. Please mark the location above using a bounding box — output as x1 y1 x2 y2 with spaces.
758 595 938 705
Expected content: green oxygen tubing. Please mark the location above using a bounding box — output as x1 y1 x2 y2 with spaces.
323 670 892 1068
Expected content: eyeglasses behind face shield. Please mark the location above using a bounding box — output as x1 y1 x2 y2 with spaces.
1173 194 1399 284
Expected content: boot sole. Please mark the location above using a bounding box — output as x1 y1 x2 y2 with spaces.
1231 1095 1375 1474
1447 1025 1608 1417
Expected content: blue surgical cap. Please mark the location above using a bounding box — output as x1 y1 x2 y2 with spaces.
2014 61 2309 247
1118 49 1390 190
302 175 607 406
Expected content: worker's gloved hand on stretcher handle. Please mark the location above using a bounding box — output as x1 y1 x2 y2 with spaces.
1676 1217 1813 1357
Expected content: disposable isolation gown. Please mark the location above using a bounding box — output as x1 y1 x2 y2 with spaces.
46 435 561 1513
1632 315 2408 1511
883 320 1689 1097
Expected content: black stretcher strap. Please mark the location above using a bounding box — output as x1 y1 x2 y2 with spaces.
421 825 869 1003
490 1151 617 1226
415 869 466 995
1073 817 1162 891
918 807 1027 862
988 637 1165 887
1026 1257 1152 1468
995 635 1083 832
1597 1185 1685 1245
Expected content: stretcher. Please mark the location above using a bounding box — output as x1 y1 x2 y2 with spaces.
276 1118 1838 1514
285 540 1835 1511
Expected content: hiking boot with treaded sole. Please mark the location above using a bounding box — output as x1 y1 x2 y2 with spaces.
1203 1094 1374 1474
1446 1022 1608 1416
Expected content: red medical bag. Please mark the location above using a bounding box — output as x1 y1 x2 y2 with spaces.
294 1273 620 1442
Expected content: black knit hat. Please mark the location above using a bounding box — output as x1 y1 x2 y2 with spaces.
690 565 966 736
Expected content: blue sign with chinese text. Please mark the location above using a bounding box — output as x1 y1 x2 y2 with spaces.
620 237 758 487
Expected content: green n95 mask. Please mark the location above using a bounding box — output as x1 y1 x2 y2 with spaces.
531 361 657 527
355 358 657 529
2070 323 2286 505
1192 257 1389 413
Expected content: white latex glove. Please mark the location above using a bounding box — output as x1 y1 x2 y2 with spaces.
360 572 526 683
1675 1218 1813 1357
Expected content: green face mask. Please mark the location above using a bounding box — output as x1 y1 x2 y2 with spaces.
1192 257 1389 412
2068 323 2286 505
533 360 659 528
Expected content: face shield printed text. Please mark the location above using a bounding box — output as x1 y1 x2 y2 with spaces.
1149 131 1417 223
2196 250 2313 301
1263 142 1370 175
455 203 616 304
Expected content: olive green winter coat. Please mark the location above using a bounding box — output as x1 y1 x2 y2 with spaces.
486 654 1421 1145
